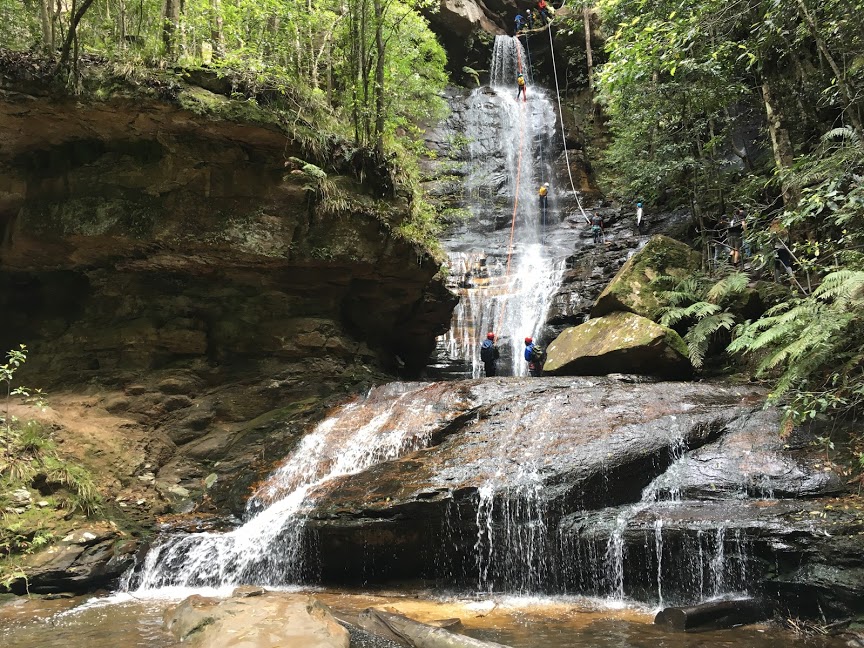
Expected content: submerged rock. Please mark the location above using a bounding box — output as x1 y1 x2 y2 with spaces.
164 592 349 648
592 235 701 320
543 311 691 378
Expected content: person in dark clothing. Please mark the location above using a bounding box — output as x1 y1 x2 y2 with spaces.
524 337 545 377
591 211 604 244
480 332 500 377
525 8 535 29
727 209 744 266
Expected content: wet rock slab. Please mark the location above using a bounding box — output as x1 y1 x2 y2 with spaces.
164 590 349 648
302 377 763 580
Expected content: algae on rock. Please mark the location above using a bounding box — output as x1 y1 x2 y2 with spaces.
592 235 701 320
544 311 691 378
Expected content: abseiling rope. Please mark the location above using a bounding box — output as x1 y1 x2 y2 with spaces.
494 37 528 338
546 21 591 225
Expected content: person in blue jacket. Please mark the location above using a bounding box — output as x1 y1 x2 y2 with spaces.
480 332 500 377
514 13 524 33
524 337 545 377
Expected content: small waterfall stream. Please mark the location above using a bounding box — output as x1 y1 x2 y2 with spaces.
131 383 467 589
440 36 566 377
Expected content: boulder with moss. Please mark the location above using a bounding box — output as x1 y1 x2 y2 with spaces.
592 235 701 320
543 311 691 378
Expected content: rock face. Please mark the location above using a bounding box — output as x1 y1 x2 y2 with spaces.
592 235 701 319
0 62 456 590
219 377 861 619
543 311 690 378
164 591 349 648
5 524 136 594
0 68 454 379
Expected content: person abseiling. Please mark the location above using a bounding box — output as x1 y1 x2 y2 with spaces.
516 72 527 101
591 211 605 244
524 337 545 377
480 332 500 377
538 182 549 218
636 202 646 234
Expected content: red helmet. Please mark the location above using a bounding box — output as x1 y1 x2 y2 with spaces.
524 337 533 344
486 332 495 340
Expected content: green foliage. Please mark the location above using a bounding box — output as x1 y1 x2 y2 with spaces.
729 270 864 425
0 346 102 517
655 272 749 368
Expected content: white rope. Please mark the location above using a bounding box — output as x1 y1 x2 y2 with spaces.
546 20 591 224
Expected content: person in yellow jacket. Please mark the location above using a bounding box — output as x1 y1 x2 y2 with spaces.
538 182 549 222
516 73 527 101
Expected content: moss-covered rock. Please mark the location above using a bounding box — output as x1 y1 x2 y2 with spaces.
592 235 701 320
544 311 691 379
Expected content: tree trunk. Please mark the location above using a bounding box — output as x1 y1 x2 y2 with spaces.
39 0 53 52
794 0 864 138
54 0 97 73
210 0 224 59
583 6 593 93
760 77 798 206
118 0 127 48
372 0 386 150
162 0 181 57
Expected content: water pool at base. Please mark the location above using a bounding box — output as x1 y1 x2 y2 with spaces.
0 590 849 648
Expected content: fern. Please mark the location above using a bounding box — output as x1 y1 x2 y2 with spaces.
653 271 745 369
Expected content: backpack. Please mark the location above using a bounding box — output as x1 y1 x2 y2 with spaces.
524 344 541 363
517 75 525 87
480 340 495 362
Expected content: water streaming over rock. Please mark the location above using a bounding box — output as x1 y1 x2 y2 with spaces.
130 383 474 589
439 35 566 377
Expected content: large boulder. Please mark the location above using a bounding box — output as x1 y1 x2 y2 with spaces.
592 235 701 319
543 311 691 378
164 591 350 648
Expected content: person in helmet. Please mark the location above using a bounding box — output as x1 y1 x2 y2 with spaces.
538 182 550 221
480 332 500 377
524 337 545 377
516 73 527 101
636 201 646 234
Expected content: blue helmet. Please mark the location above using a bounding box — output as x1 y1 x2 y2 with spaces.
637 202 643 207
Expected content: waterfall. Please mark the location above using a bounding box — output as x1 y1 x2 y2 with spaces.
440 35 566 377
129 383 464 590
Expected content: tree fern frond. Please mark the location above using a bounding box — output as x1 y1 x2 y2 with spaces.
707 272 749 303
684 313 735 368
813 270 864 304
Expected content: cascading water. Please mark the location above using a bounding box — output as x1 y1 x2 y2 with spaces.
440 35 566 377
129 383 469 590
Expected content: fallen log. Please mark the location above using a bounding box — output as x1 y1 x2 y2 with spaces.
654 599 769 632
365 609 513 648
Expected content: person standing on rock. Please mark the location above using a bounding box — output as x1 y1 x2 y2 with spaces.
537 0 550 24
591 211 605 244
524 337 545 377
480 332 500 377
636 202 646 234
514 13 525 34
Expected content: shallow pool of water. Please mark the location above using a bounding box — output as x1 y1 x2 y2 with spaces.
0 590 849 648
